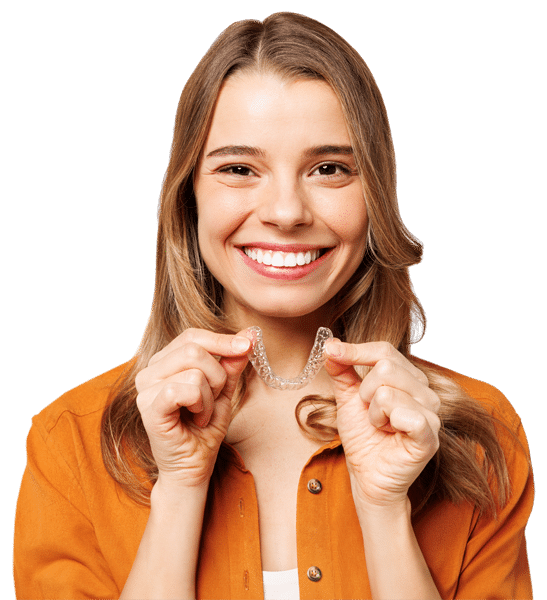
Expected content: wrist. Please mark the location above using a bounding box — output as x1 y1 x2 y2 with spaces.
354 494 412 530
349 474 412 520
151 476 210 510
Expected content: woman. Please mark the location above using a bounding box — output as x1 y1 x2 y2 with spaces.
14 12 533 600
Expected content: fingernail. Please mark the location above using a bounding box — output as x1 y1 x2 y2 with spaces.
326 341 343 357
231 336 251 353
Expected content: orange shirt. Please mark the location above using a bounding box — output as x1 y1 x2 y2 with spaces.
14 361 533 599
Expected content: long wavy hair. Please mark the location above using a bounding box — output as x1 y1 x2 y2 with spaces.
101 12 510 515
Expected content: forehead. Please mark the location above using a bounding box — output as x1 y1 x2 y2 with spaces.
202 71 351 151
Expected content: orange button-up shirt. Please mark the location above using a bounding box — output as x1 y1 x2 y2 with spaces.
14 362 533 599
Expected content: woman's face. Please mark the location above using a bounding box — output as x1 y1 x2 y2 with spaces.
194 71 368 326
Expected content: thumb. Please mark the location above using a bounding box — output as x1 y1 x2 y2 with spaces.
219 355 249 401
218 328 253 400
324 340 363 403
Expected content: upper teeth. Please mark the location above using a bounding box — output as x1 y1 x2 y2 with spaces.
244 247 321 267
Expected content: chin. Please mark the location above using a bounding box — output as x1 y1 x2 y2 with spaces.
233 293 335 324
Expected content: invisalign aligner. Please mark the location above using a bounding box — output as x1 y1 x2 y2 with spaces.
247 326 333 390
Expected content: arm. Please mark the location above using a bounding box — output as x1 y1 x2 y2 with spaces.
120 329 251 599
355 500 441 600
15 330 251 600
14 422 120 599
325 343 534 599
325 340 442 600
454 402 533 599
120 482 208 599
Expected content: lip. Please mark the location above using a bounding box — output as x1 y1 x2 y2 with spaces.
240 242 328 252
236 245 334 280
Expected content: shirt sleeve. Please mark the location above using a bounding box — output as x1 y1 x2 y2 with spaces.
14 418 120 600
454 411 534 599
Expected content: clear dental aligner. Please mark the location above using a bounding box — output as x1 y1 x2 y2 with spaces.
247 326 333 390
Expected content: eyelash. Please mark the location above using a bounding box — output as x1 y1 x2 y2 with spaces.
311 162 353 177
218 165 255 177
217 162 353 178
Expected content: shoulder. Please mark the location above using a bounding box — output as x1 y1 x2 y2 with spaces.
31 360 135 440
414 357 523 431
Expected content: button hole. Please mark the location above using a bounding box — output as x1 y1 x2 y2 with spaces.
239 498 245 517
244 569 249 591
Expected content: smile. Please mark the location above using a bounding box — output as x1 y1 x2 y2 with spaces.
243 247 323 268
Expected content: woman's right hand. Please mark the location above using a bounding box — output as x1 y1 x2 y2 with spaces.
135 328 252 489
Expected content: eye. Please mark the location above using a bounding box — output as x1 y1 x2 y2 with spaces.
218 165 255 177
311 162 353 177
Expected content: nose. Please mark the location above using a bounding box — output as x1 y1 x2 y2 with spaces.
257 177 313 230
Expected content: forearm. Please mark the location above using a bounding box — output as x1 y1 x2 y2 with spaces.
120 481 208 600
355 495 441 600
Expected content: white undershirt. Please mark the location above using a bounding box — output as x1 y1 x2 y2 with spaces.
262 568 300 600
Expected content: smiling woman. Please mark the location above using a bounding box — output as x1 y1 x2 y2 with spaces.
13 11 533 600
194 73 368 318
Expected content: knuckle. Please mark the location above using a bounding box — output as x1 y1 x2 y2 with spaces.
181 341 204 361
161 381 180 400
374 385 394 404
377 341 396 359
134 369 145 392
415 368 429 387
430 392 442 413
430 412 442 434
147 352 161 367
182 368 207 387
181 327 200 341
375 358 395 378
135 391 146 411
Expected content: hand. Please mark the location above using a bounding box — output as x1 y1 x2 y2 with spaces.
135 328 252 489
325 340 441 509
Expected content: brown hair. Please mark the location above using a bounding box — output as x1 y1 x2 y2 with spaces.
101 12 511 514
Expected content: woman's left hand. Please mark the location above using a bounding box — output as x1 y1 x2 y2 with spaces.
324 340 441 510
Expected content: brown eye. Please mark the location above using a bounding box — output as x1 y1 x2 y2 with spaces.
219 165 254 176
318 164 338 176
312 163 351 177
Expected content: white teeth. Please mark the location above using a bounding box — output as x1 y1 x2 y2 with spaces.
284 253 297 267
244 247 321 267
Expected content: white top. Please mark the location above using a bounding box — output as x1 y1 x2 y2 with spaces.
262 568 300 600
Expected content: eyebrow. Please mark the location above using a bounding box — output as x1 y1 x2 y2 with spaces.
205 144 354 159
206 145 266 158
304 145 354 158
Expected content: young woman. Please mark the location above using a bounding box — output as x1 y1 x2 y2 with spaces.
14 12 533 600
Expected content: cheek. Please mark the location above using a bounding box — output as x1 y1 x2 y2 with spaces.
196 189 249 251
327 200 368 245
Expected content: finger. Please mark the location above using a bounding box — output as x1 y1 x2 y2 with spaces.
324 359 362 403
368 386 441 439
138 378 212 428
326 340 428 386
360 359 440 413
177 369 216 427
138 343 229 398
218 328 254 401
148 328 252 367
388 405 441 450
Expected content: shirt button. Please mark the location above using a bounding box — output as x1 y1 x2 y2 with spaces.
307 479 322 494
307 566 322 582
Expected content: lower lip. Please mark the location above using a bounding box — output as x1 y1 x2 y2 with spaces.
237 248 332 280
